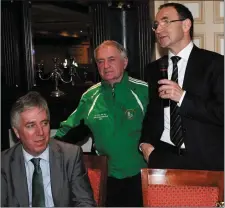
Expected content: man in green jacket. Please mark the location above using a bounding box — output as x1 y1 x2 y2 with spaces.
55 40 148 207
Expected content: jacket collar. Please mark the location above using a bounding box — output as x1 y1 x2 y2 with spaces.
48 139 64 206
101 72 128 90
10 143 30 207
182 44 200 89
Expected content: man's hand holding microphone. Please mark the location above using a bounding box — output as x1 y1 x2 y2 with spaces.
159 57 184 103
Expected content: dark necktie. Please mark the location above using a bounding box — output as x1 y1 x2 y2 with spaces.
31 158 45 207
170 56 184 148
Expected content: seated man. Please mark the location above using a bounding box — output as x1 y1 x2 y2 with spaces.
1 91 96 207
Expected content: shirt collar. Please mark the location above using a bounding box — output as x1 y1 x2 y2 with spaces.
22 145 50 163
168 41 194 62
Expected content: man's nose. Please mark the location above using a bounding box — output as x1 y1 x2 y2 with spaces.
104 60 110 68
36 125 44 135
155 24 164 33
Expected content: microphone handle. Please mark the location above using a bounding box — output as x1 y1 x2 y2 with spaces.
161 70 167 79
163 97 170 108
160 69 170 107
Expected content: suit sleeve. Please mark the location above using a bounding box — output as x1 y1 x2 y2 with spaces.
54 95 92 144
180 54 224 126
70 147 96 207
1 168 8 206
140 61 164 146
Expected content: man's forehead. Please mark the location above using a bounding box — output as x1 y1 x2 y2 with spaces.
96 46 120 58
22 107 44 113
97 55 116 59
156 7 178 19
20 107 47 118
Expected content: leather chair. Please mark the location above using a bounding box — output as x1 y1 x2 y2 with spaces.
83 154 108 206
141 168 224 207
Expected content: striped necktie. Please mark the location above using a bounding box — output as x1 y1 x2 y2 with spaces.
170 56 184 148
31 158 45 207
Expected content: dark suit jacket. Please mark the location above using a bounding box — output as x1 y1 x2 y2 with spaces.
1 139 96 207
140 45 224 170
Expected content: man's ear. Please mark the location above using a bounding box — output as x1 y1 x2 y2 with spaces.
182 18 191 33
124 57 128 69
12 127 20 139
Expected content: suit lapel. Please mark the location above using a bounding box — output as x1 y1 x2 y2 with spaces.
183 45 201 89
49 139 63 207
11 145 29 207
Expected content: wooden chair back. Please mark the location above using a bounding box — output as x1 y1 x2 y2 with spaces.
141 168 224 207
83 154 108 207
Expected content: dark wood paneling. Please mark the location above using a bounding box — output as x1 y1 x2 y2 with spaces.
137 2 153 80
89 3 109 82
2 1 21 88
2 1 34 151
89 0 153 81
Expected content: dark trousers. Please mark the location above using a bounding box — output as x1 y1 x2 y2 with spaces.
106 173 143 207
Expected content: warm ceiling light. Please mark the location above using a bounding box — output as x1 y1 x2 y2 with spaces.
60 31 69 37
72 33 79 38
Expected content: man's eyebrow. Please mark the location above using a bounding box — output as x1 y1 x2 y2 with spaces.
42 119 49 123
96 58 104 61
161 16 168 20
108 56 115 59
25 121 35 125
25 119 49 125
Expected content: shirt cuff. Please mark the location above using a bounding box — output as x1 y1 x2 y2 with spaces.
139 143 144 152
178 90 186 107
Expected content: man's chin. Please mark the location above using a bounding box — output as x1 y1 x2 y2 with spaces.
33 146 47 156
158 42 168 48
103 76 115 83
33 142 48 154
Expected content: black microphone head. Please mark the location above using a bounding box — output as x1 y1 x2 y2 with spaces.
159 57 168 72
159 57 168 79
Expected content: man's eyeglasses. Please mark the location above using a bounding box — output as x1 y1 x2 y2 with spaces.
152 18 186 31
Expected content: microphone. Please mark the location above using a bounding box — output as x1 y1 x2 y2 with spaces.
159 57 169 107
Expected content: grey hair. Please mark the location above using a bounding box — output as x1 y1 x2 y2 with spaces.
94 40 128 60
10 91 50 129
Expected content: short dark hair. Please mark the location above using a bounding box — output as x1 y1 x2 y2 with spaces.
10 91 50 128
159 3 194 39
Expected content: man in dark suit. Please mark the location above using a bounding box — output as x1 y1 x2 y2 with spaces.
1 91 96 207
140 2 224 171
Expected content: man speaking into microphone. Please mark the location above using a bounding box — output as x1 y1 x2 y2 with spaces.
140 2 223 171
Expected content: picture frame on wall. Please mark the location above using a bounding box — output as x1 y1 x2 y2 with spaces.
213 0 224 24
214 32 224 55
193 33 205 49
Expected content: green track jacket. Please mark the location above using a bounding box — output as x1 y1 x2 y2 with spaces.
55 72 148 178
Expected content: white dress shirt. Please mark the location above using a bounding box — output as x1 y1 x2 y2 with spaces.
160 41 194 148
22 146 54 207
